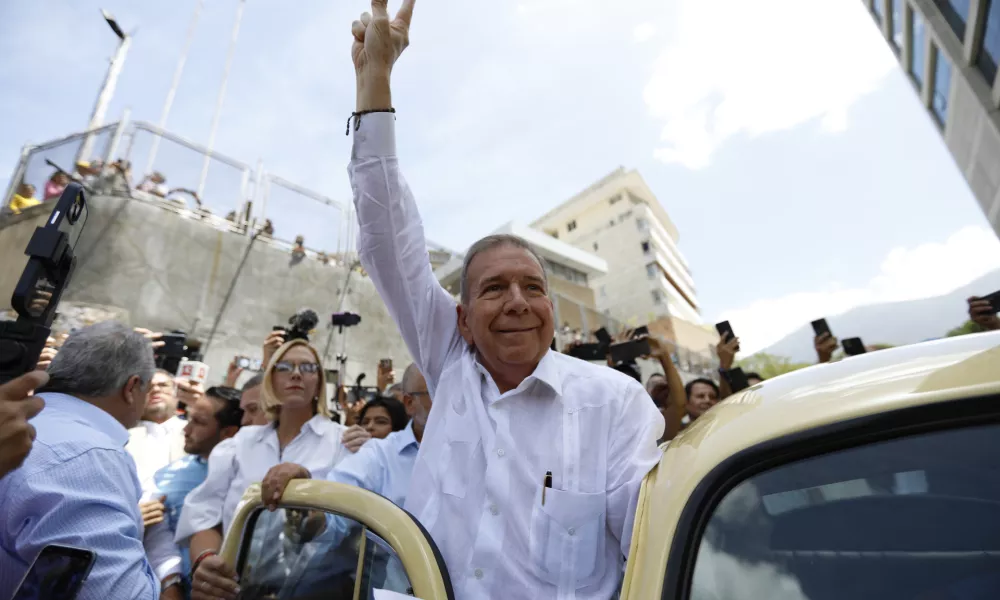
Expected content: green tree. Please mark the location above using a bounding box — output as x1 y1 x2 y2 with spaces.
738 353 812 379
947 320 984 337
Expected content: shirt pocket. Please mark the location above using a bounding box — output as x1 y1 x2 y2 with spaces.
441 424 479 499
529 486 606 587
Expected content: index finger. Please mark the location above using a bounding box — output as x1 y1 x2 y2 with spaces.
1 371 50 401
395 0 415 24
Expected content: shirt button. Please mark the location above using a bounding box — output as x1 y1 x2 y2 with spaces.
497 448 505 457
568 527 576 536
490 504 499 516
474 568 484 579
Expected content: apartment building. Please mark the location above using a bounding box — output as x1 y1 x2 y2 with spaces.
530 168 701 326
862 0 1000 236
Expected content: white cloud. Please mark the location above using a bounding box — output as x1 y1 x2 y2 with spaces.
633 23 657 43
644 0 895 169
716 227 1000 354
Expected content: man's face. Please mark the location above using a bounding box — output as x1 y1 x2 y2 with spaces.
686 382 720 419
122 376 152 429
240 385 267 426
402 371 433 430
457 244 554 374
183 396 223 456
144 372 177 421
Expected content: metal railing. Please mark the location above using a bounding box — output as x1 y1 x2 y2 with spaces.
2 116 357 264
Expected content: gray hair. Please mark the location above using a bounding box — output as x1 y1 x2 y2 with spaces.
45 321 156 397
242 372 264 392
459 234 549 304
401 363 425 394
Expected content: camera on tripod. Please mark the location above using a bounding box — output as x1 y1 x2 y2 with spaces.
0 184 89 383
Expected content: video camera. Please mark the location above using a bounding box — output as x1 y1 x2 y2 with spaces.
274 308 319 343
154 331 204 375
0 184 89 383
331 311 361 329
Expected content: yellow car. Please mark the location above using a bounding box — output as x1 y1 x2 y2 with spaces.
222 331 1000 599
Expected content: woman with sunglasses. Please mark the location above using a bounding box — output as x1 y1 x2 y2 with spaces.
182 339 370 600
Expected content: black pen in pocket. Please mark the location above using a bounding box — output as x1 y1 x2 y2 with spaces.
543 471 552 506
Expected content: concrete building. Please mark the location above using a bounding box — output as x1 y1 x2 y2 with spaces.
434 221 611 338
530 168 701 326
862 0 1000 236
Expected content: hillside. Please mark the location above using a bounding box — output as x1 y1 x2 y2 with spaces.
758 269 1000 363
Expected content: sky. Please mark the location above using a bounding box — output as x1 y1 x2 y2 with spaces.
1 0 998 355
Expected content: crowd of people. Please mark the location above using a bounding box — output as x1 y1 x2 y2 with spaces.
1 1 999 599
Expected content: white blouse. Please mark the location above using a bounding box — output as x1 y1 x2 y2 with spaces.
175 415 349 544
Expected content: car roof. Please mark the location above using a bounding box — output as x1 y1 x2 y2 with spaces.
624 332 1000 598
676 331 1000 459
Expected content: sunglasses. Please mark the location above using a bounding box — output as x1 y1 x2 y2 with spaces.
274 361 320 375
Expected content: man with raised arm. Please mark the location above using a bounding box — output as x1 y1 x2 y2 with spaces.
348 1 663 598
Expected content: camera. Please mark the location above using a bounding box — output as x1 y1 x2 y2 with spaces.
0 184 89 383
275 308 319 343
331 312 361 328
155 331 204 375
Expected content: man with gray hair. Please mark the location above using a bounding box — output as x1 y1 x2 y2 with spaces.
0 321 167 599
345 3 662 597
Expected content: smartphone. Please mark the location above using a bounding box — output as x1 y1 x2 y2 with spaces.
12 544 96 600
715 321 739 351
594 327 612 347
810 318 831 338
725 367 751 394
608 338 651 365
981 289 1000 313
235 355 251 370
842 337 867 356
567 343 606 361
631 325 649 339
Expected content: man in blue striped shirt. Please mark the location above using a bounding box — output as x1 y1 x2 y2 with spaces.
0 322 163 600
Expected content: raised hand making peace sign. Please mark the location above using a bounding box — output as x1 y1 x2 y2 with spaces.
351 0 416 111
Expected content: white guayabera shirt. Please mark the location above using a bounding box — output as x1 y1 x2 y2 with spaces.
349 113 664 600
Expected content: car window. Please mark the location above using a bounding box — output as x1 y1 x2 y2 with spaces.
236 506 414 599
686 423 1000 600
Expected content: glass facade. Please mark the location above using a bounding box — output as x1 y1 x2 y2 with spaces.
934 0 971 40
932 46 953 124
979 0 1000 83
873 0 885 23
910 9 927 87
891 0 904 50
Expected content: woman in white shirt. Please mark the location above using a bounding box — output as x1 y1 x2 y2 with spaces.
181 339 366 600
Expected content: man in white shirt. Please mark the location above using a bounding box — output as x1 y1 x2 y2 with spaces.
346 2 663 598
127 369 187 486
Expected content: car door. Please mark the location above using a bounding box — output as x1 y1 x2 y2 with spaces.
658 395 1000 600
220 480 453 600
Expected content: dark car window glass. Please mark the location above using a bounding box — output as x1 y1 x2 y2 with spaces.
237 507 415 599
688 423 1000 600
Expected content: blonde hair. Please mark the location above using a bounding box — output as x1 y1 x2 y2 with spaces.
260 339 330 421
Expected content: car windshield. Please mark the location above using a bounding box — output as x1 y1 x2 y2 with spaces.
688 421 1000 600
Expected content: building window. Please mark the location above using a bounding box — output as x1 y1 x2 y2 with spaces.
651 290 663 305
641 241 651 254
934 0 970 41
891 0 904 50
609 194 622 205
872 0 884 24
978 0 1000 84
910 9 927 88
592 242 599 251
932 45 952 124
646 263 657 279
636 217 648 231
567 220 577 232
